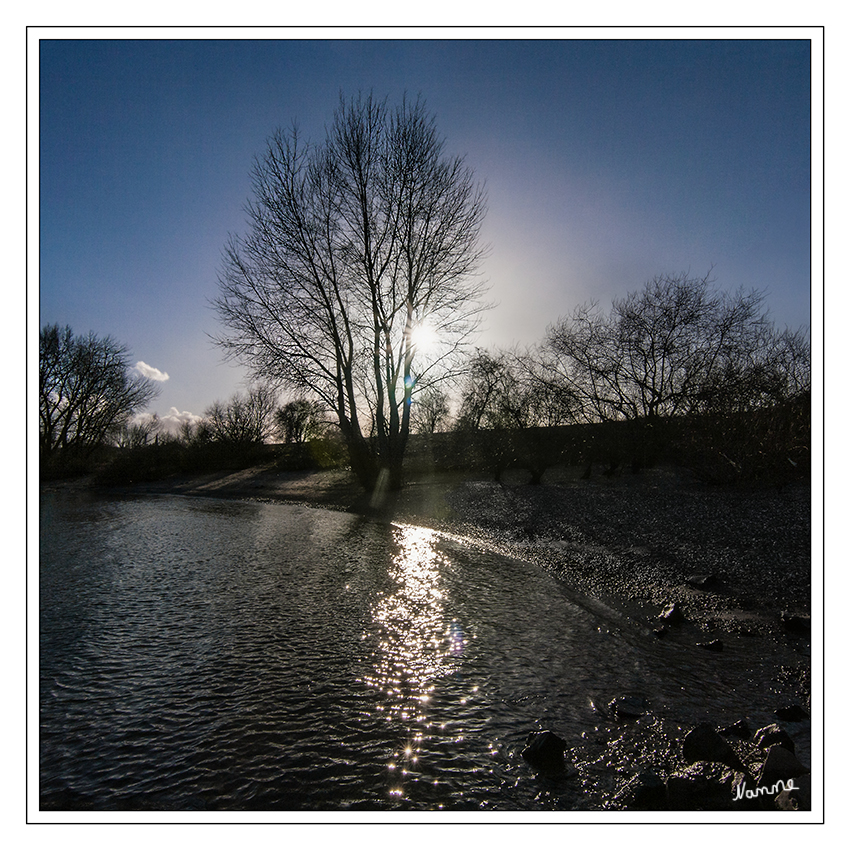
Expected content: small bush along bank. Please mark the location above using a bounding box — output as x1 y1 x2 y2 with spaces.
45 394 808 491
89 437 349 486
408 393 809 488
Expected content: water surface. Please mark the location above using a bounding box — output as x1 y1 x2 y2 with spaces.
39 491 804 811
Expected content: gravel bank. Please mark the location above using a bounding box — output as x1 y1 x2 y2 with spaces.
433 465 811 636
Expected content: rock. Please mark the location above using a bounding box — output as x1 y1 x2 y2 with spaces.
653 625 668 639
521 730 567 774
682 723 745 769
753 723 795 754
613 770 667 810
758 745 808 789
608 695 649 721
659 602 686 625
687 573 722 590
696 639 724 651
719 719 751 739
665 772 701 810
775 773 811 811
666 762 743 810
775 703 808 722
780 612 811 635
764 748 808 785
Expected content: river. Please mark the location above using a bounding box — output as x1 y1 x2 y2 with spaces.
39 490 808 812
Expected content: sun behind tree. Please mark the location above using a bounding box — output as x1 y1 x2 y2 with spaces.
214 92 489 492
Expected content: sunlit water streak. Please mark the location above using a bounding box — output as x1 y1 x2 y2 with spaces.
39 491 804 811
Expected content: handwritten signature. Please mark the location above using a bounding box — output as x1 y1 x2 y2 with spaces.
733 777 799 801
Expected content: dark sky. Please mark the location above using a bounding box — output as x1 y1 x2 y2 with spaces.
38 36 813 426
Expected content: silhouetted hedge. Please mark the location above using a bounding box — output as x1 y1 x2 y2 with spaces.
405 396 809 487
670 393 810 486
40 445 118 481
92 435 352 486
84 395 810 490
93 440 275 485
272 439 350 471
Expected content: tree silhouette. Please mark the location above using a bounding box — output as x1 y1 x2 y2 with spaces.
544 272 809 422
214 93 488 492
39 324 159 467
275 398 327 444
202 385 279 446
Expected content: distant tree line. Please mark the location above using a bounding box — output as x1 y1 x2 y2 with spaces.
41 272 810 487
443 272 809 484
39 324 338 479
453 272 809 431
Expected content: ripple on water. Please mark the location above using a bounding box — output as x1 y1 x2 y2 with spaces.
40 493 805 811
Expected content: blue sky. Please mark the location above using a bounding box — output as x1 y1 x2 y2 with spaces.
37 35 814 426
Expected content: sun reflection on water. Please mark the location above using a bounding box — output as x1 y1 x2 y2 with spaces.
360 524 466 801
362 525 459 710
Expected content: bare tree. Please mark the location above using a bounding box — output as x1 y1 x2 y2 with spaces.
409 386 451 434
544 272 809 422
275 398 328 444
115 413 161 448
508 348 580 428
39 324 160 466
203 385 278 445
214 93 488 491
456 347 577 431
455 349 513 431
178 418 206 446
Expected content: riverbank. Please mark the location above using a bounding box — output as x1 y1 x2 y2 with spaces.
94 461 811 639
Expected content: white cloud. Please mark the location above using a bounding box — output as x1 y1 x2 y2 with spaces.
135 361 170 382
128 411 160 428
158 407 204 436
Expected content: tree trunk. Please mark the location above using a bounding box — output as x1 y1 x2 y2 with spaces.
347 435 380 492
385 456 405 492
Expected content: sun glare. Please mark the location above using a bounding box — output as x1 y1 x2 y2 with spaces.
410 321 439 355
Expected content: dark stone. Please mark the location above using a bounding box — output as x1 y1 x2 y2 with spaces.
780 612 811 635
687 573 722 590
775 773 811 811
753 723 795 754
775 703 808 722
719 719 751 739
682 723 744 769
521 730 567 774
666 762 742 810
758 745 808 789
696 639 724 651
653 625 668 639
608 695 649 721
613 770 667 810
665 773 701 810
659 602 686 625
